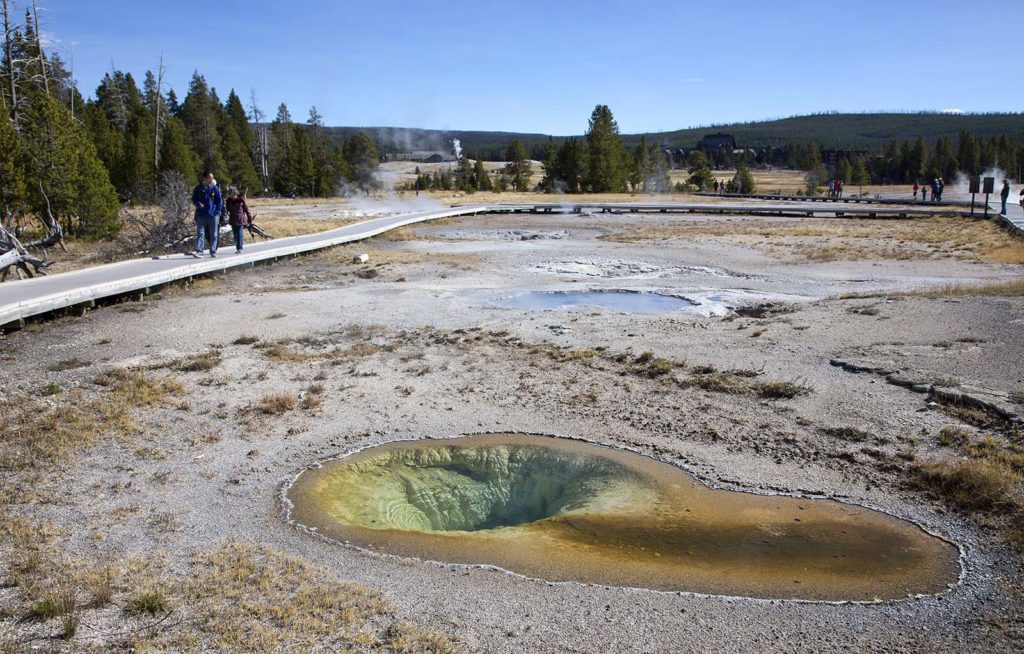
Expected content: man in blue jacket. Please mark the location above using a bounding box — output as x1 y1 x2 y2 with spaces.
191 170 223 257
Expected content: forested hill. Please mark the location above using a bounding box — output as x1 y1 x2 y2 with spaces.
332 113 1024 160
634 113 1024 150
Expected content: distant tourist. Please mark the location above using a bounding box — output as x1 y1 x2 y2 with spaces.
191 170 223 258
913 182 919 200
713 180 719 193
838 180 844 198
921 185 928 202
937 178 945 202
827 180 834 197
225 186 254 253
931 178 940 203
1000 180 1010 214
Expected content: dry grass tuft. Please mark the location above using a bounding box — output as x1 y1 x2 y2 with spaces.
95 368 185 407
81 564 117 608
156 349 223 372
232 335 260 345
821 426 874 442
257 341 317 363
0 529 459 652
757 380 810 399
633 351 675 378
380 226 416 241
258 393 297 415
904 279 1024 298
126 585 170 616
47 357 91 372
0 393 136 475
912 459 1016 511
938 425 971 447
146 542 464 652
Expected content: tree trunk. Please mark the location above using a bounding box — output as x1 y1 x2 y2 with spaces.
2 0 17 127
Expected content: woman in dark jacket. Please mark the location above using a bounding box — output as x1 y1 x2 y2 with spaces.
225 187 254 253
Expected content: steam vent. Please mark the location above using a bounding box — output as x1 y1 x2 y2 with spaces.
286 433 960 601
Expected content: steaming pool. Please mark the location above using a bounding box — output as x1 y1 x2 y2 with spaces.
285 433 960 601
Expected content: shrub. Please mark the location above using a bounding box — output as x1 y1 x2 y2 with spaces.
258 393 296 415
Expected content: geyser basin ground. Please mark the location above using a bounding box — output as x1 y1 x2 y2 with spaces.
286 433 960 601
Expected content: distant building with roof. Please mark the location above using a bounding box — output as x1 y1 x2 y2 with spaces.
696 133 737 153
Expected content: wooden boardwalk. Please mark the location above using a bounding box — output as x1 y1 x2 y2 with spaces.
0 200 1002 330
695 191 980 208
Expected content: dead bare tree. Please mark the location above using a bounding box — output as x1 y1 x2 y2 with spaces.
113 170 195 257
151 54 166 197
249 89 269 193
2 0 18 126
29 0 46 95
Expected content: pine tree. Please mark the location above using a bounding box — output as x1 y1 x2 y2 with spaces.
225 90 255 158
343 131 379 193
21 92 118 237
220 119 259 193
733 162 756 194
957 130 981 176
269 103 293 191
159 116 200 181
851 158 870 195
165 88 180 117
504 139 532 191
0 112 27 221
473 158 491 191
307 106 343 196
686 151 713 191
555 139 585 193
180 71 226 176
539 137 558 192
584 105 628 193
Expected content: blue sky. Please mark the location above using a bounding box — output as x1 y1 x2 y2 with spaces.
36 0 1024 135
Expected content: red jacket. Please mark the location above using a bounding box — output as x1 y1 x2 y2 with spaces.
226 196 253 227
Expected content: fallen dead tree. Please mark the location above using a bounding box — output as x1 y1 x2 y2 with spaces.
0 185 66 281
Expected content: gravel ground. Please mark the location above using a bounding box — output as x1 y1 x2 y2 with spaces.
2 211 1022 652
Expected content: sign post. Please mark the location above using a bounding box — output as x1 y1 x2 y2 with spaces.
983 177 995 218
969 176 980 216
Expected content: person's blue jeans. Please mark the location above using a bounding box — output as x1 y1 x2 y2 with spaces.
1001 198 1008 214
195 217 218 254
231 225 245 251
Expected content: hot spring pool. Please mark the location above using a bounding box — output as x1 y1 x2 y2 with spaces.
285 433 960 601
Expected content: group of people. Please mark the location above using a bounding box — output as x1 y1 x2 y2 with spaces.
912 178 945 203
826 179 844 198
190 170 254 257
